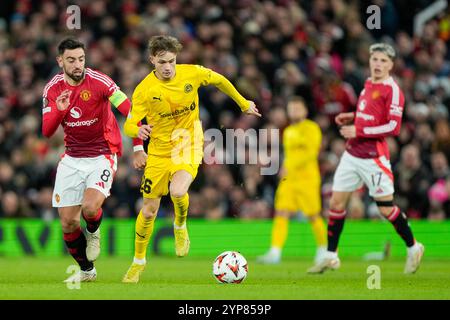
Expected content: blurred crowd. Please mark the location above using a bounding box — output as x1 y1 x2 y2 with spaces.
0 0 450 221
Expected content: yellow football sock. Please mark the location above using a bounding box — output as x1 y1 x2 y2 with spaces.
310 216 327 247
271 215 289 249
171 193 189 228
134 210 155 260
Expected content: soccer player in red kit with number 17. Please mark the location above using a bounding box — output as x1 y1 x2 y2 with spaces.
42 38 147 282
308 43 424 274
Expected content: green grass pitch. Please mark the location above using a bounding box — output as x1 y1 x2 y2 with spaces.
0 256 449 300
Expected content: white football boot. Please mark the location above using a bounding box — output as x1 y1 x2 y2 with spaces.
307 251 341 274
86 228 101 262
63 267 97 283
404 242 424 274
256 248 281 264
314 246 328 264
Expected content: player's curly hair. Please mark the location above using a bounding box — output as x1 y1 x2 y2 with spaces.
148 35 183 56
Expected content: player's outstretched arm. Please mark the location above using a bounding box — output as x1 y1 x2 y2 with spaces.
199 66 261 117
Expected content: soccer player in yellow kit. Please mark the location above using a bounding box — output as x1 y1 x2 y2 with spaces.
122 35 261 283
257 96 327 266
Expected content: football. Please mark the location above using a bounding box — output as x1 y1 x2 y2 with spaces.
212 251 248 284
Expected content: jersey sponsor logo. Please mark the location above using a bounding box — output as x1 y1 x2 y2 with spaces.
356 111 375 121
184 83 193 93
65 118 99 127
80 90 91 101
69 107 82 119
358 99 367 111
159 103 196 119
153 95 162 101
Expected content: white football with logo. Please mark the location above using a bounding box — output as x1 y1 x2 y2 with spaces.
213 251 248 284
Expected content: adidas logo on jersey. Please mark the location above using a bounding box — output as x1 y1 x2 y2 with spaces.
96 182 105 188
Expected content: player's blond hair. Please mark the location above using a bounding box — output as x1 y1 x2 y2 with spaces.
369 43 396 61
148 35 183 56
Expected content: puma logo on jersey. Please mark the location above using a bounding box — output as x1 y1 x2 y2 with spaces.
153 96 162 101
136 232 146 239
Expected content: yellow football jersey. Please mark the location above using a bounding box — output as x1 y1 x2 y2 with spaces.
124 64 250 158
282 119 322 182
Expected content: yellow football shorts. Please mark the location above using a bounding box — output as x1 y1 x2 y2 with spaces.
274 177 321 216
141 150 202 199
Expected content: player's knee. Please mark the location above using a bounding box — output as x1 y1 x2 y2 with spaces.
81 202 99 218
142 204 159 219
61 217 80 233
377 206 393 217
329 197 346 212
169 185 188 198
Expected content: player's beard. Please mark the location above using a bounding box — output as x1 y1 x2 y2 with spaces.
66 68 85 83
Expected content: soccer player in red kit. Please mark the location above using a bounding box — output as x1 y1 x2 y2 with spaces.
42 38 147 282
308 43 424 274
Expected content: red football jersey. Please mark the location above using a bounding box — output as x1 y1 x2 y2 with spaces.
347 76 405 159
42 68 125 157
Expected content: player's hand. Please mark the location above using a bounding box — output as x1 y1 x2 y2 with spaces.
132 150 147 170
56 89 72 111
335 112 355 126
244 101 261 117
339 125 356 139
137 124 153 140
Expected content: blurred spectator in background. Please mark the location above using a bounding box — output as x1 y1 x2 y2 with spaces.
432 119 450 162
394 144 431 219
428 151 450 219
311 59 357 124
